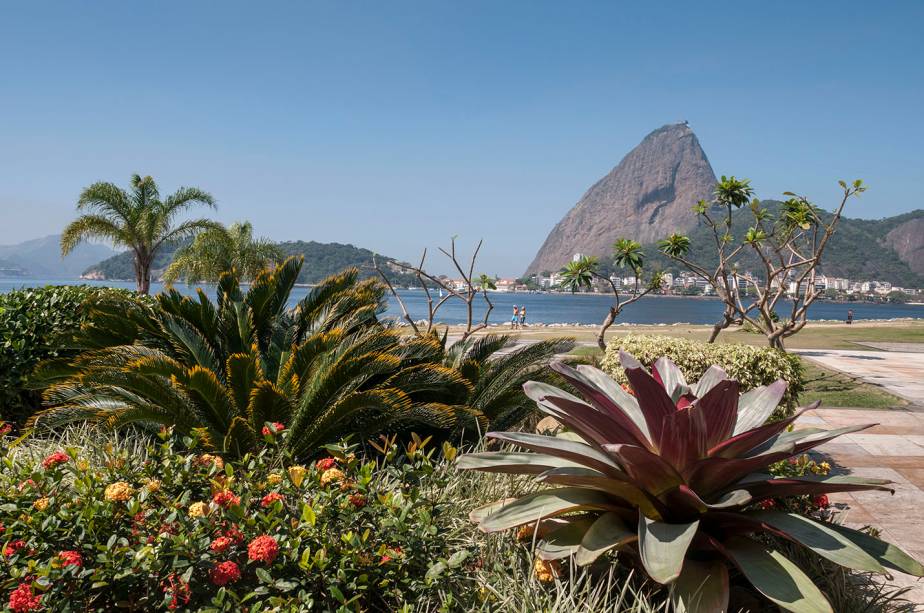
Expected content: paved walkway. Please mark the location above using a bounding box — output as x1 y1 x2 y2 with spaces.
796 348 924 405
801 408 924 607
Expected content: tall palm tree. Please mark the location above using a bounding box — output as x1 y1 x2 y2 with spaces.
163 221 283 284
61 174 221 294
559 256 598 293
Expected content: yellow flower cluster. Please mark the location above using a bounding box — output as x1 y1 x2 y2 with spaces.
533 557 560 583
144 479 162 493
811 461 831 475
287 465 307 488
266 473 283 486
104 481 134 502
198 454 224 470
33 497 50 511
188 501 209 518
320 468 345 487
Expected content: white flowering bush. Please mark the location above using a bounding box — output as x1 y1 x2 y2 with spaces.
601 334 805 418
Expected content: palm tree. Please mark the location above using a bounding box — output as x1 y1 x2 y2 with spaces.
163 221 283 284
476 274 497 291
559 256 598 293
61 174 221 294
31 257 467 458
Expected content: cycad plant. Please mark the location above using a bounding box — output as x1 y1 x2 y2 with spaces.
439 334 574 436
458 353 923 613
31 257 467 457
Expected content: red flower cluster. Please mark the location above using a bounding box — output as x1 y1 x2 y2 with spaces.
261 422 285 436
380 546 403 564
315 458 336 471
813 494 830 509
212 490 240 507
3 539 25 557
8 583 41 612
59 550 83 567
247 535 279 564
260 492 284 508
221 524 245 544
210 536 233 554
161 572 191 611
0 422 12 436
42 451 70 469
348 493 366 508
209 560 242 586
17 479 36 492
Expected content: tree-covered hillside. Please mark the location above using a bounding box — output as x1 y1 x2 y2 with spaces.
83 240 419 286
596 204 924 287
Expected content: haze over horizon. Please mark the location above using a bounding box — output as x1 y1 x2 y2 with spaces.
2 1 923 276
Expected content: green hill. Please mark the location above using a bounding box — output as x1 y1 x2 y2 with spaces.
598 205 924 287
83 240 418 286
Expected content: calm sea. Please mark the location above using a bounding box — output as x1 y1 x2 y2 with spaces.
2 277 922 326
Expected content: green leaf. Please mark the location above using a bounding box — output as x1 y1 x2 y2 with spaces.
670 558 729 613
478 488 613 533
535 517 595 560
575 512 635 566
827 523 924 577
456 451 584 475
724 536 833 613
255 567 273 584
638 516 699 584
754 512 885 573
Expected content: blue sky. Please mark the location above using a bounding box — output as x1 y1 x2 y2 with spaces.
1 1 922 276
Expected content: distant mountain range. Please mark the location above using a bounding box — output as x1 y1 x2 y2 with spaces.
0 235 116 278
81 240 419 286
527 122 924 287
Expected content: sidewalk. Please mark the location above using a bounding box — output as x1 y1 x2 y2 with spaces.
795 348 924 406
800 407 924 607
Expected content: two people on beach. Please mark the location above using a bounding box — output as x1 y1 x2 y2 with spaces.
510 305 527 329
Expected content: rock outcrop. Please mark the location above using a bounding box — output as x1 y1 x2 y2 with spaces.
525 123 716 275
884 217 924 276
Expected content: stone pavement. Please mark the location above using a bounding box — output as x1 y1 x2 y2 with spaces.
800 407 924 607
795 348 924 405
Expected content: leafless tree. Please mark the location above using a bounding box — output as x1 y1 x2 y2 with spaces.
373 238 494 341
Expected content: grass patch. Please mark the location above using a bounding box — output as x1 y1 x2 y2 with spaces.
800 359 906 409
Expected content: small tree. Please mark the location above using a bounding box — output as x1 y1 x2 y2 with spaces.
560 240 663 350
373 238 494 341
661 177 866 349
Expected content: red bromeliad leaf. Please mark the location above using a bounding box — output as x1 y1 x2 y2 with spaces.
486 431 627 479
734 380 789 435
620 352 677 443
693 364 730 397
536 466 666 519
746 423 872 458
534 391 648 448
697 378 740 448
658 405 708 472
685 448 796 497
547 362 653 448
708 408 810 459
456 451 585 475
603 443 683 499
575 364 651 443
653 356 690 404
477 487 616 532
734 474 894 499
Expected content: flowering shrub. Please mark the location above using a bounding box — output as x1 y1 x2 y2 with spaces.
601 334 805 418
0 430 474 611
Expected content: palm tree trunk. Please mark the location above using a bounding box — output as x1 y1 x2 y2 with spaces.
135 252 152 295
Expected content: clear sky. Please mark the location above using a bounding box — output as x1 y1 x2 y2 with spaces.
2 1 922 276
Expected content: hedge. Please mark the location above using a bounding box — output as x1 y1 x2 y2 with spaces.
0 285 149 425
601 334 805 419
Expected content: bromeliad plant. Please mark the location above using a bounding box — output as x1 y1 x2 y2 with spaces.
458 353 924 613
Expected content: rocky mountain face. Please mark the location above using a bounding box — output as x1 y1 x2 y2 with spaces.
884 217 924 277
525 123 716 275
0 234 116 278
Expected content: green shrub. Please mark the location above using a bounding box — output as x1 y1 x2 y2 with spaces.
0 286 148 426
0 428 474 611
600 334 805 418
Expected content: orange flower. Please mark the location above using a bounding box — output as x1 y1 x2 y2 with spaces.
260 492 285 508
247 535 279 564
210 536 233 554
212 490 240 508
209 560 241 586
42 451 70 469
315 458 336 471
58 550 83 567
104 482 134 502
533 557 560 583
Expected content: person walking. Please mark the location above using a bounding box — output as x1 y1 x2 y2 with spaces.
511 305 519 329
519 306 527 328
846 309 854 324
